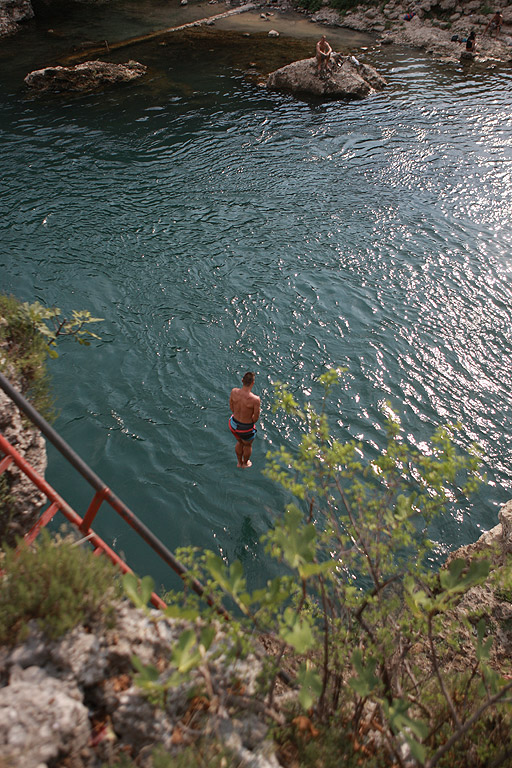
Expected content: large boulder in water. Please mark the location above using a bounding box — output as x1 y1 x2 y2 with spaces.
24 60 147 94
266 55 386 99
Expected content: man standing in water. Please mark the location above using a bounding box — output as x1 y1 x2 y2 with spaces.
229 372 260 468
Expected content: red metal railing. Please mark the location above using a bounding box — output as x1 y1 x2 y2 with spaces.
0 372 223 614
0 433 166 608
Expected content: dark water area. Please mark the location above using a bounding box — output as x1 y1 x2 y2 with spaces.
1 1 512 592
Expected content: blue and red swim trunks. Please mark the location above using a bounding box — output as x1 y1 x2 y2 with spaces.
229 415 257 442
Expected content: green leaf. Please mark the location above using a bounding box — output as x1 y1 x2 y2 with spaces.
349 651 379 697
299 561 335 579
383 698 429 741
297 662 322 710
123 572 141 606
205 553 246 603
272 505 318 571
164 605 200 621
140 575 155 606
131 655 159 683
122 572 154 610
405 734 427 764
440 559 465 591
199 625 216 652
171 629 201 674
280 608 315 653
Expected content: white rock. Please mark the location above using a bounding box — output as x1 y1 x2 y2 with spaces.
0 667 89 768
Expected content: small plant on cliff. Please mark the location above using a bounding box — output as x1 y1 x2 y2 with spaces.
0 293 103 414
0 530 121 645
328 0 364 14
298 0 322 14
17 300 103 359
0 293 52 415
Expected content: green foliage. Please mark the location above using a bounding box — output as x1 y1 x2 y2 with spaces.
124 369 512 767
273 716 379 768
104 741 243 767
297 661 323 709
18 300 103 359
122 572 155 611
328 0 365 13
0 531 121 645
491 554 512 603
298 0 322 13
0 293 103 417
0 293 53 416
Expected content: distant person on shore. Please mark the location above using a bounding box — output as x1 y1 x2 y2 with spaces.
316 35 332 76
466 30 476 52
484 10 503 37
229 372 260 468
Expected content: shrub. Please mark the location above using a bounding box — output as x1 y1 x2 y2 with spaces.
128 370 512 767
0 530 121 645
298 0 322 13
0 293 53 417
0 293 103 416
329 0 366 13
104 742 241 768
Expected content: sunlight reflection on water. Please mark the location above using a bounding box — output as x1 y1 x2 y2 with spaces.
1 35 512 587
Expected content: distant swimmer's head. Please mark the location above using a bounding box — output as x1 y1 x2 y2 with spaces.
242 371 255 387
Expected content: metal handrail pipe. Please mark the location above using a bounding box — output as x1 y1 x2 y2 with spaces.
0 371 220 610
0 371 105 492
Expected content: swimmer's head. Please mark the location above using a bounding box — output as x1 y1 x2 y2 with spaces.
242 372 255 386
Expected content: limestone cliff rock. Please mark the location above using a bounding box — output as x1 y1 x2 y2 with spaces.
266 55 386 99
312 0 512 64
0 369 46 547
444 500 512 669
0 0 33 39
447 499 512 564
24 59 147 94
0 602 279 768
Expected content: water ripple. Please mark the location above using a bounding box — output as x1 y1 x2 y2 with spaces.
2 47 512 583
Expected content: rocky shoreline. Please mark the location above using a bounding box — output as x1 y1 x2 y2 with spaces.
2 0 512 66
311 0 512 64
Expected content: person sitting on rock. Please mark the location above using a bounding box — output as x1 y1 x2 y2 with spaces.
484 10 503 37
316 35 332 76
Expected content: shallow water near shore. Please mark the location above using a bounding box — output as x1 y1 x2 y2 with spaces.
1 3 512 592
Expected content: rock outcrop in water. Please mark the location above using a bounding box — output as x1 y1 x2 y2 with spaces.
24 59 147 94
266 54 386 99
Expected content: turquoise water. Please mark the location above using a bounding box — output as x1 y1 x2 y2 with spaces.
2 6 512 591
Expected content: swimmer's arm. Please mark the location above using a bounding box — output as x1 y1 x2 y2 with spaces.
253 397 261 424
229 389 236 412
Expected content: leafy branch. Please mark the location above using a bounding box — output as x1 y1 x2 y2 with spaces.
20 301 103 358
